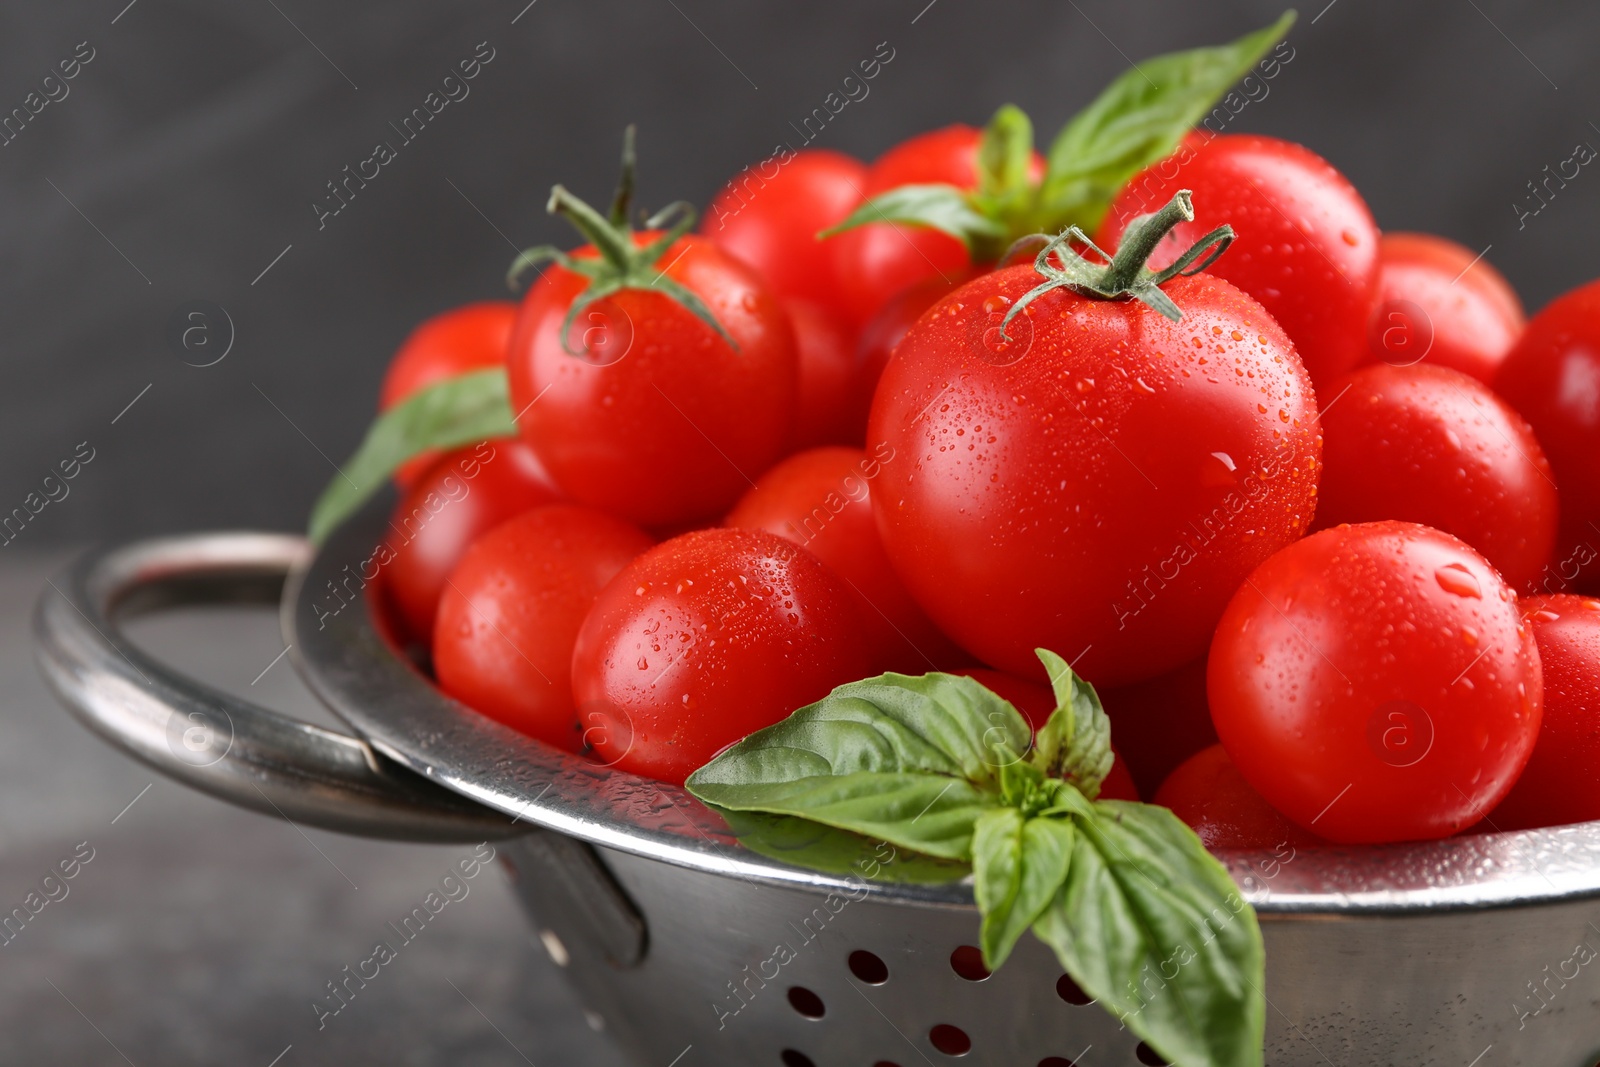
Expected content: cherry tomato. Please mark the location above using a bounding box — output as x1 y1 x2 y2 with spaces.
1496 279 1600 593
379 302 518 486
724 446 965 674
1154 745 1324 851
854 269 977 419
1364 233 1524 383
571 527 873 784
1100 656 1218 799
784 299 872 449
703 148 866 317
956 668 1139 801
870 266 1321 686
433 505 652 751
1314 363 1558 592
508 233 797 527
1098 134 1380 386
830 126 1042 326
1489 595 1600 830
1208 521 1543 844
385 440 563 642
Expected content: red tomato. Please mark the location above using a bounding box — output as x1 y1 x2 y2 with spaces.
956 668 1139 802
1154 745 1324 851
571 528 873 784
784 299 871 449
1100 656 1219 799
1314 363 1558 591
869 266 1321 686
703 148 866 316
433 506 652 751
724 446 965 674
854 270 977 417
1496 279 1600 593
385 440 564 642
830 126 1043 325
1364 233 1524 383
1098 134 1380 386
1490 595 1600 830
379 302 518 486
1208 521 1543 844
507 234 797 527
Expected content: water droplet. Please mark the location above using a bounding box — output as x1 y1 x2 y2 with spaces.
1435 563 1482 599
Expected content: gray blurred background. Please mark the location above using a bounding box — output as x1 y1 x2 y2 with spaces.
3 0 1597 542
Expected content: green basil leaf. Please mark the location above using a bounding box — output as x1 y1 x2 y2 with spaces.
686 672 1033 859
719 809 970 885
1031 648 1114 798
973 808 1074 970
1039 11 1295 231
977 104 1036 200
307 367 517 544
818 183 1006 251
1033 800 1265 1067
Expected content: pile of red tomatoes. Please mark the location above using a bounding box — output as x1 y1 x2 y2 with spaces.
366 124 1600 851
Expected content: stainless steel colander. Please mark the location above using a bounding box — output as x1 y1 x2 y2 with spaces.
32 499 1600 1067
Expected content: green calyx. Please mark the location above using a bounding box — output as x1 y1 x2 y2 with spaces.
507 126 738 356
819 11 1294 263
999 189 1234 337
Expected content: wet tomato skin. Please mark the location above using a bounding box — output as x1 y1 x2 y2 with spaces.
1098 134 1380 386
570 528 873 785
1364 233 1524 383
955 668 1140 802
1496 279 1600 593
724 446 965 674
1490 595 1600 830
869 265 1321 687
385 440 564 642
379 302 518 486
1154 744 1325 851
1314 363 1558 592
507 234 797 528
433 506 653 751
1208 521 1543 845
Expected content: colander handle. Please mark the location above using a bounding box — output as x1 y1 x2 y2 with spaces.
32 531 525 843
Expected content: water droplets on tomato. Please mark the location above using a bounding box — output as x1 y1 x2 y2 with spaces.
1435 563 1482 599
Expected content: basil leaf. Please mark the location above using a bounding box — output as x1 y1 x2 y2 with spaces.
818 183 1006 250
977 104 1036 200
307 367 517 544
1031 648 1114 798
720 809 970 885
1040 11 1295 231
1032 800 1266 1067
686 672 1033 859
973 808 1074 970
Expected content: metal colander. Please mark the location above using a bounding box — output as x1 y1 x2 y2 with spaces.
32 499 1600 1066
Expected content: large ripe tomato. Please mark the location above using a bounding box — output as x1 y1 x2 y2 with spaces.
1208 521 1543 844
507 232 796 528
385 440 563 642
784 299 872 450
956 667 1139 802
724 445 965 674
870 262 1321 686
1154 745 1324 851
1364 233 1524 383
379 302 518 486
1496 279 1600 593
854 269 977 420
1097 134 1380 386
1314 363 1558 591
571 527 873 784
1489 595 1600 830
1100 656 1219 799
433 505 652 751
830 126 1042 326
703 148 866 317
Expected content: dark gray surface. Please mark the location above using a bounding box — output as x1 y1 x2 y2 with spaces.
1 0 1597 539
1 552 628 1066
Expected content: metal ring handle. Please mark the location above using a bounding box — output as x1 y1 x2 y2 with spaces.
33 531 524 842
